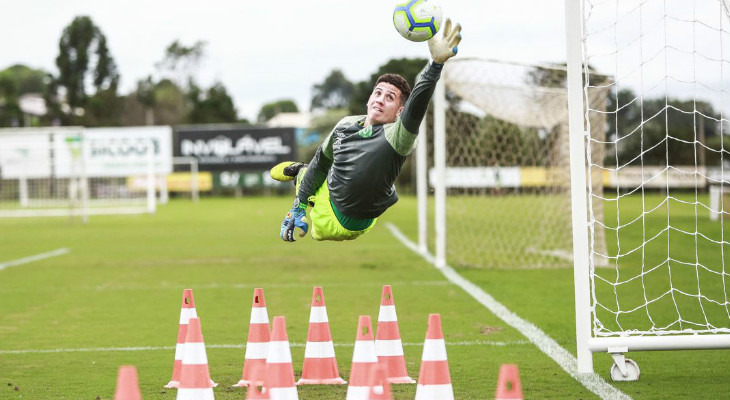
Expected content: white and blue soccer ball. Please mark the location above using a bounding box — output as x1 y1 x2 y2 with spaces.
393 0 443 42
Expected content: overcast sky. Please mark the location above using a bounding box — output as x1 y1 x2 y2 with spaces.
2 0 567 121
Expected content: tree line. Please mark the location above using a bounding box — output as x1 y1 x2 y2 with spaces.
0 15 429 133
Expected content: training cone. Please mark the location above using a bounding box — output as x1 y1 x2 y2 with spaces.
367 364 393 400
375 285 415 384
114 365 142 400
234 288 271 387
345 315 379 400
495 364 523 400
245 364 270 400
415 314 453 400
177 318 216 400
166 289 198 388
265 316 299 400
297 287 347 385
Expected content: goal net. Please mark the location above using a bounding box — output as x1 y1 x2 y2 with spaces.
423 57 608 269
0 127 159 219
570 0 730 364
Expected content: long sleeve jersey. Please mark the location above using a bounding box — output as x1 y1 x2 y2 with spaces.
297 62 443 219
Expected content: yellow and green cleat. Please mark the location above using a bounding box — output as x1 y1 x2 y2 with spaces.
270 161 306 182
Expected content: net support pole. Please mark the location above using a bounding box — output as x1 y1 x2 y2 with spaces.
190 158 199 203
79 131 89 224
417 117 428 254
159 173 169 205
146 140 156 214
19 175 28 207
434 78 447 269
565 0 594 373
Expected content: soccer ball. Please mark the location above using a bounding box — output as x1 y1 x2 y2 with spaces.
393 0 443 42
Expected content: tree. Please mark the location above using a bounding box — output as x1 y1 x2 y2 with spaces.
0 74 21 126
258 99 298 123
311 69 354 111
147 78 187 125
119 78 188 126
605 88 720 166
0 65 51 127
53 16 119 124
348 57 428 115
187 82 238 124
1 65 47 94
155 40 206 89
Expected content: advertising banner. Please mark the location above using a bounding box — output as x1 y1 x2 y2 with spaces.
429 167 522 188
213 170 288 189
174 126 296 171
0 133 54 178
602 166 708 189
53 126 172 178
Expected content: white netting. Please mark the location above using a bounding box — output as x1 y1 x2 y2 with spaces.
430 58 607 269
0 127 156 219
583 0 730 336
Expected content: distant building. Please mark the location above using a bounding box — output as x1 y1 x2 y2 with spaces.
265 112 312 129
19 93 48 126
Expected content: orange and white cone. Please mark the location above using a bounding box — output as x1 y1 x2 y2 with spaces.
265 316 299 400
166 289 198 388
367 364 393 400
415 314 453 400
245 364 270 400
114 365 142 400
495 364 523 400
177 317 215 400
375 285 415 384
346 315 379 400
297 286 346 385
234 288 271 387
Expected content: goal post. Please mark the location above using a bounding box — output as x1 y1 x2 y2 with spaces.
566 0 730 378
0 127 163 220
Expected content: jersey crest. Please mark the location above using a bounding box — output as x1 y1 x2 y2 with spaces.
358 126 373 138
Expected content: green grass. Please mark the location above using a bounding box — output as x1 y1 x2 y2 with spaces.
1 196 729 399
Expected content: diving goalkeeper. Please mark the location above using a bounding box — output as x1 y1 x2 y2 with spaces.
271 19 462 242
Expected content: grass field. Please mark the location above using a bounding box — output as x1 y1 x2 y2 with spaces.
1 195 729 399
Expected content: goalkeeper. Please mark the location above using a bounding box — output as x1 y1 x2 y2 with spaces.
272 19 462 242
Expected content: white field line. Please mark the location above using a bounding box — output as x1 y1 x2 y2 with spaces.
83 281 451 291
385 223 632 400
0 248 70 271
0 340 529 355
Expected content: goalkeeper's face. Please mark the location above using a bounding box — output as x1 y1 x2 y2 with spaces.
366 83 404 126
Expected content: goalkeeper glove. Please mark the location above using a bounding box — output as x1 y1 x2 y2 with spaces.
428 18 462 64
280 197 308 242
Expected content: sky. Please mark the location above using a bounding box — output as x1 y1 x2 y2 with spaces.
2 0 568 121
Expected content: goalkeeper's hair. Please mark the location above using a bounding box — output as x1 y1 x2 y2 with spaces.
375 74 411 105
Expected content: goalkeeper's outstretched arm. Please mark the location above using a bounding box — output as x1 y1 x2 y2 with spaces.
394 18 463 140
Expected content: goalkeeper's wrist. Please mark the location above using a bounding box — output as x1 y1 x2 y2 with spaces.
430 61 444 70
293 197 307 210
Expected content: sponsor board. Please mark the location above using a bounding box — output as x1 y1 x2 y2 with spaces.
0 133 54 178
55 126 172 177
0 127 172 179
174 126 296 171
601 166 710 189
214 170 288 189
429 167 521 188
428 166 720 189
126 172 213 192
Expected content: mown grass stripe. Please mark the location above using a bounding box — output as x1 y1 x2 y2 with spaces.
0 340 530 355
385 222 632 400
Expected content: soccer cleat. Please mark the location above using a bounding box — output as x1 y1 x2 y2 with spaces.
270 161 306 182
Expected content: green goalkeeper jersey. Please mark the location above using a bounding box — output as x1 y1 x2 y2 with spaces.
298 62 443 220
